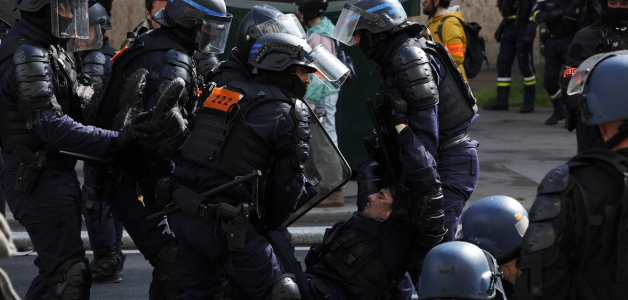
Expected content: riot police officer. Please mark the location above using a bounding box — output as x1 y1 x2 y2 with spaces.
0 0 146 298
417 241 507 300
208 4 307 86
562 0 628 152
530 0 584 125
94 0 233 298
333 0 479 242
67 1 127 283
483 0 537 112
166 32 332 299
514 51 628 299
457 195 529 297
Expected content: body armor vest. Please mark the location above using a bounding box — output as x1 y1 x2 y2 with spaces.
307 216 399 299
97 28 195 129
388 38 476 133
180 82 294 179
598 25 628 53
544 0 579 37
0 40 81 154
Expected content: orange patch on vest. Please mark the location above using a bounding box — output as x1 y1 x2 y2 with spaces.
203 88 243 112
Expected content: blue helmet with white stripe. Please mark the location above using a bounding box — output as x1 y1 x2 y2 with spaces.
153 0 233 53
332 0 407 46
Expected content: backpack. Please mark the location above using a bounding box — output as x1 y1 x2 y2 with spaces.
437 16 488 79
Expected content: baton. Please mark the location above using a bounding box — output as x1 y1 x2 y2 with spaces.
366 99 399 184
146 170 262 221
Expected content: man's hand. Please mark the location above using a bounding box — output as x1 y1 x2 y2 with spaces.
516 35 534 54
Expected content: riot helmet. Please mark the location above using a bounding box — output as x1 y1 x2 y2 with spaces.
567 51 628 148
295 0 329 24
65 2 110 52
249 32 349 97
457 195 529 264
595 0 628 27
418 241 505 300
152 0 233 53
16 0 90 38
236 5 306 64
332 0 407 46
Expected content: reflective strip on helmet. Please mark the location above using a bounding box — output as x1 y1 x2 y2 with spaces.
250 44 262 54
172 0 227 17
348 1 403 21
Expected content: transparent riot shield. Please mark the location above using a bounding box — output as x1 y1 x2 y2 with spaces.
284 106 351 226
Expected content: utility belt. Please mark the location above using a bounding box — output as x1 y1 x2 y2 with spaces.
439 129 470 151
7 145 77 195
171 183 253 252
504 17 528 27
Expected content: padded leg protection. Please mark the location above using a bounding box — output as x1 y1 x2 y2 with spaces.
264 273 301 300
45 257 92 300
91 251 122 283
151 244 185 300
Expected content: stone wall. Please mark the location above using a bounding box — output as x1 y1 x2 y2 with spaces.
109 0 147 48
409 0 543 68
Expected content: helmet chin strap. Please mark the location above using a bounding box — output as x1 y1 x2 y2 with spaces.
605 121 628 149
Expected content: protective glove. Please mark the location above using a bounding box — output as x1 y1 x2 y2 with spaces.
382 88 408 126
412 189 447 246
516 35 534 53
494 21 505 43
115 116 152 150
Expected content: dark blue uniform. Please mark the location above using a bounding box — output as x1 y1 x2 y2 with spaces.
78 37 125 265
0 19 119 299
170 76 307 299
379 32 480 241
493 0 537 109
94 26 190 299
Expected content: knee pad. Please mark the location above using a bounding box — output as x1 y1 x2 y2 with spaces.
45 257 91 300
265 273 301 300
151 244 184 300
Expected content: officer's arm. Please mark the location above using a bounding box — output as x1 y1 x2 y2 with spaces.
13 44 118 158
442 19 466 68
513 165 576 299
246 100 309 229
395 125 440 195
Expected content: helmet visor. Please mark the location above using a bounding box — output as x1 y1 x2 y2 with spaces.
65 23 103 52
309 45 350 89
332 4 362 46
249 14 306 40
197 16 232 53
51 0 90 38
567 51 628 95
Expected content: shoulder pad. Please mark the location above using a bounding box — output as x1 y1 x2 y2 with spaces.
164 49 193 71
529 193 562 222
537 163 570 195
391 42 430 73
293 99 311 123
13 43 48 64
83 51 107 65
521 221 556 253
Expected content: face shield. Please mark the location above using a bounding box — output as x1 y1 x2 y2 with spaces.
196 14 233 53
65 23 102 52
567 51 628 95
332 3 386 46
51 0 90 38
249 14 306 40
309 45 350 89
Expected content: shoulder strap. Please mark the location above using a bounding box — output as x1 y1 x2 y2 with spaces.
436 15 465 43
0 39 31 65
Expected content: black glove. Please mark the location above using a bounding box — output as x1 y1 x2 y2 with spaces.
494 23 505 43
382 89 408 126
516 35 534 53
115 113 152 150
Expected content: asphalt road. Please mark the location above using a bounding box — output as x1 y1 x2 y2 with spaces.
0 249 421 299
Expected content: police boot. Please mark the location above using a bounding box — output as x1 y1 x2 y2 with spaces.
483 86 510 110
519 101 535 113
482 101 509 111
91 250 122 283
151 244 185 300
545 100 566 125
264 273 301 300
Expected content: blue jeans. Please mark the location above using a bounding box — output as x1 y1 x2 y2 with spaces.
314 93 339 147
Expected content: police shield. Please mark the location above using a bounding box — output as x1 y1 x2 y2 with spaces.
284 105 351 226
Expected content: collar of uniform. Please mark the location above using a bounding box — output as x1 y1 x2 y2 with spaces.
14 18 63 47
